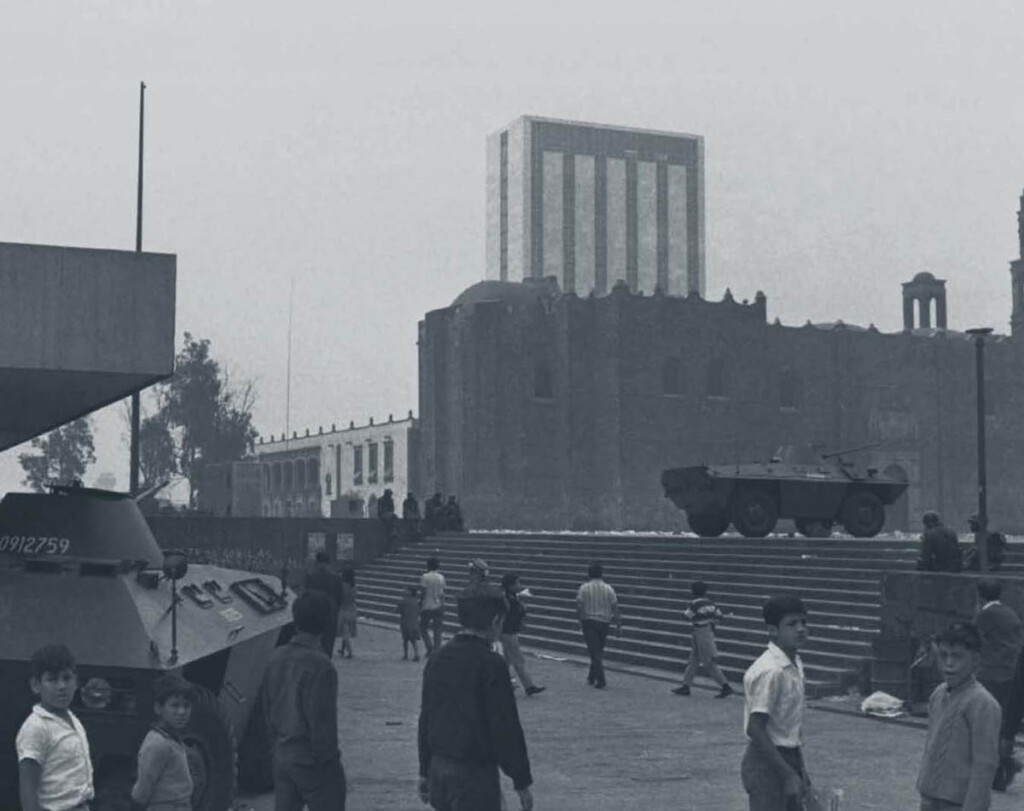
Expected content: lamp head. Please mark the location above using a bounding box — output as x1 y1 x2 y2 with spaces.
162 550 188 581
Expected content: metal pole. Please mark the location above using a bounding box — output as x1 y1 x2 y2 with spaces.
129 81 146 494
967 328 993 573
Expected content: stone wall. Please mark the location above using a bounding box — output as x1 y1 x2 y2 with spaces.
146 516 390 588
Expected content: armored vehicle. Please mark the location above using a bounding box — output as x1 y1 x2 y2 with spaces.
661 444 909 538
0 487 294 810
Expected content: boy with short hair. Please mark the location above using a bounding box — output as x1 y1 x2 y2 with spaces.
131 674 195 810
917 621 1002 811
741 595 810 811
672 580 734 698
16 644 95 811
398 585 423 661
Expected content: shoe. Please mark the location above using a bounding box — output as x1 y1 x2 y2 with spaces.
671 685 691 696
413 656 420 662
525 686 546 696
402 655 408 661
587 675 595 686
594 681 606 689
714 684 735 699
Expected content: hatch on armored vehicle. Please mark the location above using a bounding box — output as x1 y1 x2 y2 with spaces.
0 486 294 810
661 444 909 539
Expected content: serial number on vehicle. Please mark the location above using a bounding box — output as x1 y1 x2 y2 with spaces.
0 535 71 555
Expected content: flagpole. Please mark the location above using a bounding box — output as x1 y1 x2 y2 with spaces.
129 81 146 494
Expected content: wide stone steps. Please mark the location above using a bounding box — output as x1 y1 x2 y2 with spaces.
354 533 1023 695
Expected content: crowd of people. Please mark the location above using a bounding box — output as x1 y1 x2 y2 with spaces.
374 490 466 548
13 516 1024 811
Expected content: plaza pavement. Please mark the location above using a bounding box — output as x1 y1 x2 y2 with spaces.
240 622 1024 811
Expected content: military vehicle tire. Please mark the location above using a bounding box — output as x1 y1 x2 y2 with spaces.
731 489 779 538
687 510 730 537
92 757 135 811
841 491 885 538
795 519 834 538
182 686 237 811
237 687 274 793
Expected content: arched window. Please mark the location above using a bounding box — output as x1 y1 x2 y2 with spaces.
780 369 803 409
273 463 282 491
284 461 294 491
263 465 271 490
663 357 685 396
296 460 306 489
706 358 727 397
534 361 554 400
308 458 319 487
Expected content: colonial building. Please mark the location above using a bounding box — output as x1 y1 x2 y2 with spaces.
256 413 418 518
420 192 1024 532
486 116 705 298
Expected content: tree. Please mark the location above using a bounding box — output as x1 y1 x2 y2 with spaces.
160 333 259 508
19 417 97 492
139 411 177 488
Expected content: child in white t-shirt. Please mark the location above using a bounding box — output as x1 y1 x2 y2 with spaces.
16 644 94 811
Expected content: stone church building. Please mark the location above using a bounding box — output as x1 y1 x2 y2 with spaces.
418 192 1024 532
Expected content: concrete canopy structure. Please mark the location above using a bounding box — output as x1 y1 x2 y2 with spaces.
0 242 176 450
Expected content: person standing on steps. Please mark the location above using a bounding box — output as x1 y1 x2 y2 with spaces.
500 573 546 697
420 557 447 656
576 562 622 689
672 580 734 698
916 511 962 573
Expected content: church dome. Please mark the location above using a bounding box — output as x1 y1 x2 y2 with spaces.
451 279 558 309
911 271 938 284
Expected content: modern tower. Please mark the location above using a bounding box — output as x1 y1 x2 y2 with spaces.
486 116 705 298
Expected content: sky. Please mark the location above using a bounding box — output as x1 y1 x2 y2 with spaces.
1 0 1022 493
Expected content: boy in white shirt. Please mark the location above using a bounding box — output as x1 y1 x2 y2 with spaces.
741 595 810 811
16 644 94 811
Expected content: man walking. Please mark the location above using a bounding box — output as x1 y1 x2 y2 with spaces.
420 556 447 656
500 573 546 697
418 583 534 811
304 551 343 657
976 579 1023 790
576 562 622 689
263 590 347 811
916 511 962 573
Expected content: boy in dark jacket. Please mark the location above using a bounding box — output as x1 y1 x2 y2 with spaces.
500 573 545 697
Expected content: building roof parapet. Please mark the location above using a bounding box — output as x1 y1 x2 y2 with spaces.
258 410 417 449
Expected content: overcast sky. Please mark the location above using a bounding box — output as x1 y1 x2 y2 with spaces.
1 0 1022 493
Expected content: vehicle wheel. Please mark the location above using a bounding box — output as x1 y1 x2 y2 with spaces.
731 489 779 538
237 687 274 794
92 757 135 811
182 686 236 811
795 519 834 538
841 491 886 538
687 510 730 537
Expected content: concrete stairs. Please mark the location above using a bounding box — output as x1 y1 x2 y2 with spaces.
354 533 1022 697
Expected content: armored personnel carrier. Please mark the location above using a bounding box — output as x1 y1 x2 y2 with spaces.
0 486 294 810
661 444 909 538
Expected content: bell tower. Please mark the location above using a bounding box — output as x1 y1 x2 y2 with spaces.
902 272 947 330
1011 189 1024 336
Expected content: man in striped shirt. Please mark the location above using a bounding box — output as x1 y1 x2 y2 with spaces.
576 562 622 689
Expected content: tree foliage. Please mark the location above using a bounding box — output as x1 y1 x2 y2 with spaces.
143 332 258 507
19 417 97 492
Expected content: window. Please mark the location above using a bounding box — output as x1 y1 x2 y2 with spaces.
534 361 554 400
296 460 306 489
368 442 379 484
273 463 282 491
383 440 394 483
325 472 333 496
308 496 319 516
353 446 363 485
707 358 727 397
780 369 803 409
663 357 684 396
284 461 294 490
263 465 270 490
308 458 319 487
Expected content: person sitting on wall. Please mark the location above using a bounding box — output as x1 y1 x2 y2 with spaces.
444 495 465 533
916 511 963 573
964 514 1008 572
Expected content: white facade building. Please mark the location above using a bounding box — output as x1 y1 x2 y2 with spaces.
256 412 418 518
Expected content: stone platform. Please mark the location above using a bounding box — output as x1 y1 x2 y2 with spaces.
239 622 1024 810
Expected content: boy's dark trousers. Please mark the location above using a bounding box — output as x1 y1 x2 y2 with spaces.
421 608 445 654
740 743 806 811
272 749 347 811
427 755 502 811
581 619 610 686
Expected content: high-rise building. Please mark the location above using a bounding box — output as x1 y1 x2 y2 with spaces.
486 116 705 297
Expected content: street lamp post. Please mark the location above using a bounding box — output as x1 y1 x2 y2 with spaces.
966 327 993 573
